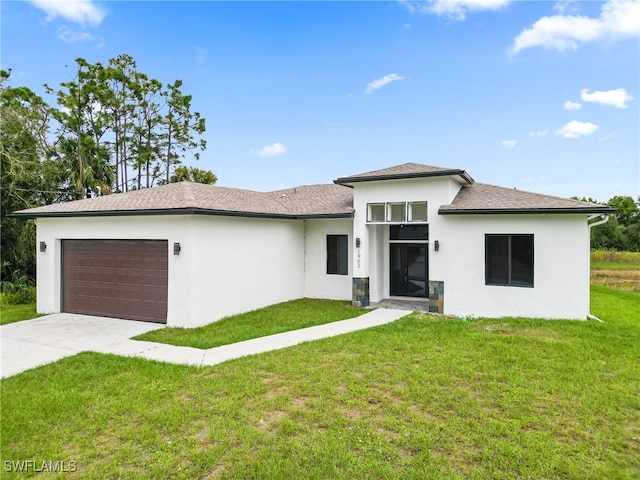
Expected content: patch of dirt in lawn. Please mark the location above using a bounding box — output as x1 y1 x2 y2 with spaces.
334 381 349 395
256 410 286 434
291 396 306 408
195 424 210 443
341 405 364 421
263 383 289 400
201 464 227 479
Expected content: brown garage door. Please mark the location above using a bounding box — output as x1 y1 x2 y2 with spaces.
62 240 168 323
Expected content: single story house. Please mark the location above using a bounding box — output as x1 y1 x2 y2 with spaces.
14 163 612 327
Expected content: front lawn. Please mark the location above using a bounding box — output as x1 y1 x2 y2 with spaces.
0 304 40 326
2 285 638 479
134 298 366 349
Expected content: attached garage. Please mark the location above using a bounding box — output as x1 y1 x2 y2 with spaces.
62 240 168 323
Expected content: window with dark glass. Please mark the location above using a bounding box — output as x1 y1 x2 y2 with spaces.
485 234 534 287
327 235 348 275
390 224 429 241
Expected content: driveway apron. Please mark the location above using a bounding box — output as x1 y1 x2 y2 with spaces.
1 314 163 378
1 309 409 378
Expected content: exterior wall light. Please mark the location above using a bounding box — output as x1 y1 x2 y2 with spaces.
173 242 181 255
434 240 440 252
39 241 47 252
355 237 361 248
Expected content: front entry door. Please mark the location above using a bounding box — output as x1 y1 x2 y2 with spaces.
390 244 428 297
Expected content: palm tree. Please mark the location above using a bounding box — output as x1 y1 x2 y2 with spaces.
56 135 114 199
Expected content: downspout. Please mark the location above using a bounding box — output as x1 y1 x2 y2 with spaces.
587 214 610 322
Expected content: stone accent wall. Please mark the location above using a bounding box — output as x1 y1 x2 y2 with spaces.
428 280 444 313
352 277 370 307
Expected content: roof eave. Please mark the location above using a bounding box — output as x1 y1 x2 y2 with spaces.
334 169 474 185
438 206 615 215
11 207 355 220
296 212 354 219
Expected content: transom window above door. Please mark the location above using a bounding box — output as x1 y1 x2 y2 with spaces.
367 201 428 223
390 224 429 241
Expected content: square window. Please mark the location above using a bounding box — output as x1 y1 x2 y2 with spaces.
367 203 385 222
408 202 428 222
387 203 406 223
327 235 348 275
485 234 533 287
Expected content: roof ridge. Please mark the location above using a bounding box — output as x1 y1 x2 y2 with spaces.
179 181 198 206
334 162 472 184
268 183 348 193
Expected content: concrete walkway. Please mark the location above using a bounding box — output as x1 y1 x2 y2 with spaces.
1 308 409 378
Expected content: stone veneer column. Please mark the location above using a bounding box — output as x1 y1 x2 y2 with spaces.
352 277 370 307
428 280 444 313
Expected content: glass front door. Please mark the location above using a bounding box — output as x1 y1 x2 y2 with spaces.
390 244 428 297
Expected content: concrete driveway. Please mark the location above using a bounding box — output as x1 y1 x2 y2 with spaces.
1 308 410 378
1 313 164 378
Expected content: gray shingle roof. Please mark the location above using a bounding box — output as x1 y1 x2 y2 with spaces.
334 162 474 184
439 183 612 214
14 181 354 218
270 184 354 216
13 164 612 218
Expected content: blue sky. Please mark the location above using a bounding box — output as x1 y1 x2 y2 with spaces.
2 0 638 201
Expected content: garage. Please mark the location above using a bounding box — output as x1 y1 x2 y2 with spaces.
62 240 168 323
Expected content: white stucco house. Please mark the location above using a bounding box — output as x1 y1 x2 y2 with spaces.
14 163 612 327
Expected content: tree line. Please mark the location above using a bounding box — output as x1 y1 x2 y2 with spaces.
581 195 640 252
1 55 638 289
1 55 216 284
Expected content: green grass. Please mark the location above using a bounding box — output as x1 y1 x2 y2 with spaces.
133 298 366 349
2 285 638 479
591 250 640 270
590 250 640 292
0 303 40 325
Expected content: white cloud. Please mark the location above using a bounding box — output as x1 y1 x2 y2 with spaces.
58 28 94 43
580 88 633 108
555 120 600 138
508 0 639 55
501 139 517 148
400 0 511 21
564 100 583 111
365 73 407 94
553 0 580 15
529 129 549 137
29 0 107 26
251 142 287 157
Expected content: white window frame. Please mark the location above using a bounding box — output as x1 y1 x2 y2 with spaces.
408 201 428 222
366 201 428 224
367 203 386 223
387 203 406 223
